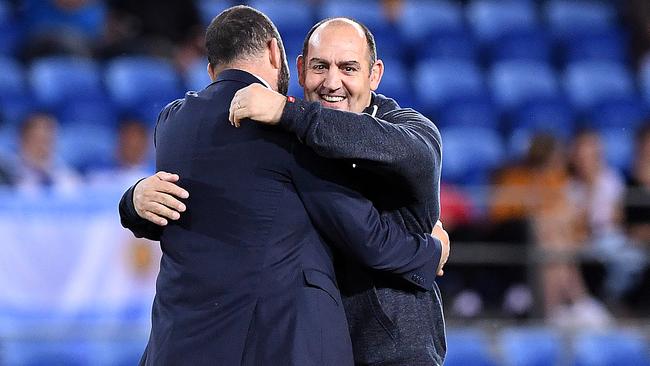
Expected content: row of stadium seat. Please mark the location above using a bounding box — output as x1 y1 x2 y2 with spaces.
445 327 650 366
1 55 649 129
1 326 648 366
198 0 621 42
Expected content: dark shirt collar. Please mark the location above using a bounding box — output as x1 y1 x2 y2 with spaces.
363 92 379 116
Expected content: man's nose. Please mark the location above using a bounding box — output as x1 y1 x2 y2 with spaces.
322 68 342 91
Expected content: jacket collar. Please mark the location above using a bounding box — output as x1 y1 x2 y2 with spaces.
215 69 269 88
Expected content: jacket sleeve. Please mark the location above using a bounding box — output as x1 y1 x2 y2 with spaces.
118 99 185 241
280 98 442 199
289 141 441 291
118 181 164 241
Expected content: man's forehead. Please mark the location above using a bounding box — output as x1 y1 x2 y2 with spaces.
310 19 365 47
308 19 368 58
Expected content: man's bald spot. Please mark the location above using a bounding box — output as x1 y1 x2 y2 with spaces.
310 18 366 47
301 17 377 70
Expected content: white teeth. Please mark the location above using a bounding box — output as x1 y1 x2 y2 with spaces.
322 95 344 102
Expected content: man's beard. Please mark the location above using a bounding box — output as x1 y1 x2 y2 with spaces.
277 52 290 96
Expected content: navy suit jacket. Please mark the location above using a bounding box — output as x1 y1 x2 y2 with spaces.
130 69 440 365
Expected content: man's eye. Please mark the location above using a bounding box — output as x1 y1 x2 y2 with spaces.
313 64 325 70
344 67 357 72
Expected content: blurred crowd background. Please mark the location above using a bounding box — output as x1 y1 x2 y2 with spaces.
0 0 649 365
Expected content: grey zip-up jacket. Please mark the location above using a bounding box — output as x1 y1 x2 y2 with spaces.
280 93 445 366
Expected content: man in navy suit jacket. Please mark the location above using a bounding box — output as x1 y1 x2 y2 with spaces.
119 6 442 365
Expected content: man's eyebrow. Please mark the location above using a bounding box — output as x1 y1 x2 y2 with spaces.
337 60 361 68
308 58 329 65
308 58 362 68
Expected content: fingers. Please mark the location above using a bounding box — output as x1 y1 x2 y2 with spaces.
142 211 168 227
231 106 249 128
143 200 182 221
151 178 189 199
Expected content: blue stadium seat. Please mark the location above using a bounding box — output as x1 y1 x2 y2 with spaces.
563 28 628 63
441 127 505 185
398 0 465 46
95 339 148 366
0 98 34 127
0 0 9 24
490 29 552 63
563 61 635 111
466 0 538 44
0 123 18 156
598 128 635 173
637 56 650 105
513 97 576 138
57 99 117 127
185 59 212 92
589 97 646 130
30 56 104 107
2 339 96 366
573 329 650 366
194 0 231 25
0 56 27 101
250 0 313 35
445 328 497 366
437 96 499 129
489 60 560 111
499 327 562 366
376 58 414 108
373 29 404 61
0 22 21 57
319 0 390 35
57 122 116 172
0 1 21 57
421 30 478 61
105 56 183 111
544 0 617 40
413 60 484 115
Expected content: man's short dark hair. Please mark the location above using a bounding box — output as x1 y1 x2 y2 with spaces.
301 17 377 72
205 5 284 67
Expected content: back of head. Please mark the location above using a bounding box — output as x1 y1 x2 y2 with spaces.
205 5 284 68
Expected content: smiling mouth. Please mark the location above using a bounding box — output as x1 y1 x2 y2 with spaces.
320 94 345 103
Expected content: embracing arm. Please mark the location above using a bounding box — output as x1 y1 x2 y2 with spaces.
290 142 442 290
228 85 441 198
118 172 189 241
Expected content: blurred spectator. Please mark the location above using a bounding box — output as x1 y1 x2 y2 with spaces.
490 134 572 243
489 133 610 325
87 117 153 188
14 112 80 193
626 0 650 65
21 0 105 61
440 182 474 234
98 0 203 71
568 129 644 312
625 124 650 245
622 125 650 312
381 0 404 24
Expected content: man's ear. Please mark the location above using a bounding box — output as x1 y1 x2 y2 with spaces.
297 55 305 87
268 38 282 70
207 63 218 82
369 59 384 91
